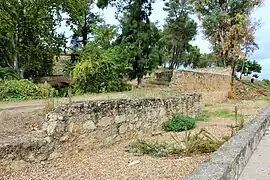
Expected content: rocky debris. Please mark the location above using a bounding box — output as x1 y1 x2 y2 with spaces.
128 160 141 166
235 81 269 100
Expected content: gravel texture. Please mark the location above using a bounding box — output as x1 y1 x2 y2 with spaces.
0 95 268 180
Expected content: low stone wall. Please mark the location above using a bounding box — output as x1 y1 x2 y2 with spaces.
43 93 202 147
184 106 270 180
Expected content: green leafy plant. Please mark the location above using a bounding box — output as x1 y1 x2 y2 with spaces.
0 79 56 101
164 114 208 132
0 67 20 80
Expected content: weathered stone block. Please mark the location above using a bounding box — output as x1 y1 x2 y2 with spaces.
119 123 128 134
98 117 112 127
83 120 97 132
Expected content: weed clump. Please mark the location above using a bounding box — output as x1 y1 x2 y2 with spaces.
126 129 228 157
125 139 180 157
164 114 209 132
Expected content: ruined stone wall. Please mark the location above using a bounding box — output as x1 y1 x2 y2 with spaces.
170 70 231 92
44 93 202 147
153 69 231 105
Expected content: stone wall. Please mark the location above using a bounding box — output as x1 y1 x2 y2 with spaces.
153 69 231 105
43 93 202 147
170 70 231 92
184 106 270 180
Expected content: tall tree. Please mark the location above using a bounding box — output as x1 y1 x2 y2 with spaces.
118 0 162 85
192 0 262 97
61 0 101 48
0 0 65 78
162 0 197 69
236 59 262 77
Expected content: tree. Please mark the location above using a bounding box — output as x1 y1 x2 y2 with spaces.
197 53 222 68
162 0 197 69
118 0 163 85
61 0 102 48
0 0 65 79
185 45 201 68
71 24 131 93
192 0 262 97
236 59 262 77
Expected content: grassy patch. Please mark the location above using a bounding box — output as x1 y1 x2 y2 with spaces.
163 114 209 132
204 109 247 119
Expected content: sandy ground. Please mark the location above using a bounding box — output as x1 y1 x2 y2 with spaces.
0 94 268 180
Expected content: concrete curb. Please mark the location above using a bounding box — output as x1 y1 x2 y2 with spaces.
184 106 270 180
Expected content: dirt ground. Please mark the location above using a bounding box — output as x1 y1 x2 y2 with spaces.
0 93 269 180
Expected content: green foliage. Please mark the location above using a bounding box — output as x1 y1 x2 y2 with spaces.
118 1 163 85
204 109 247 119
61 0 101 47
0 0 65 78
162 0 197 69
192 0 261 87
72 43 131 94
164 114 207 132
236 59 262 77
0 67 20 80
263 79 270 85
197 53 222 68
0 79 55 101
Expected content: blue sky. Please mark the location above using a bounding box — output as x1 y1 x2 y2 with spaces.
58 1 270 79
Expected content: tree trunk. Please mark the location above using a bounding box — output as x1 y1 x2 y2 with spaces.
229 59 237 99
11 36 19 74
82 13 88 46
240 59 245 79
137 76 142 86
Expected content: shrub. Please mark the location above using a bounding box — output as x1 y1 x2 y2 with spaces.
0 79 55 101
0 67 20 80
125 139 180 157
181 129 228 155
164 114 197 132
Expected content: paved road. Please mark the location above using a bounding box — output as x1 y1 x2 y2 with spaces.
239 126 270 180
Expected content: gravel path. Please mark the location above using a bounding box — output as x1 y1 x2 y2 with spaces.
1 141 209 180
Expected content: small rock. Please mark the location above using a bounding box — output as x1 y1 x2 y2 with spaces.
128 160 141 166
10 160 29 171
152 131 163 136
83 120 97 132
60 134 69 142
48 152 62 160
47 121 58 136
119 123 128 134
98 117 112 127
44 137 52 143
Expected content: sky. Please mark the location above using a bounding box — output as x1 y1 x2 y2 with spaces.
58 1 270 79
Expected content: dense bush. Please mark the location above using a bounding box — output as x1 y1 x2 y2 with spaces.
164 114 197 132
72 44 132 94
0 79 55 101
